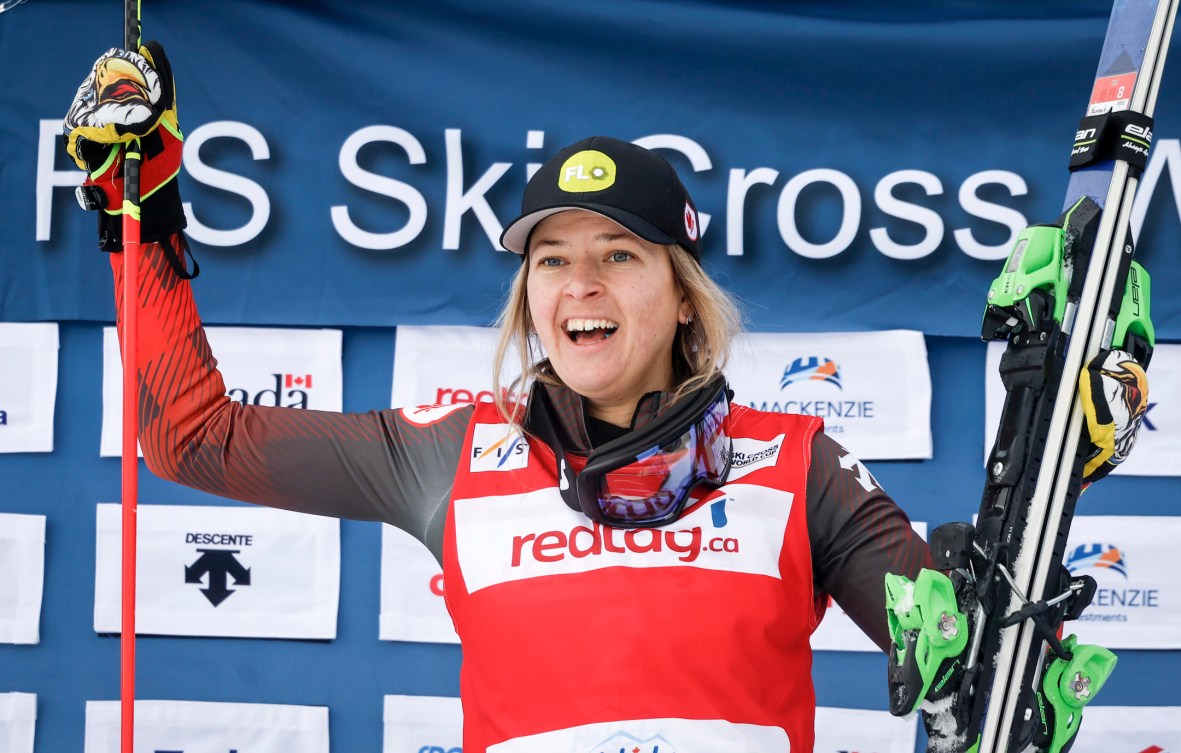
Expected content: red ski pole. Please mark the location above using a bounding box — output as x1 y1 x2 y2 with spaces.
120 2 143 752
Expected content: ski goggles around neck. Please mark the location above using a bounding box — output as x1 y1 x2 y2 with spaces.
532 377 733 528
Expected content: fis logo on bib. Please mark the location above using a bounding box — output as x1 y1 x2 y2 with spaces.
471 424 529 472
781 356 842 390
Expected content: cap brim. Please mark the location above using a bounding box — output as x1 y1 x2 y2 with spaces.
499 204 676 254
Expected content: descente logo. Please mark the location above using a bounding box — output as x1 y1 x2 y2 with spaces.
511 513 738 567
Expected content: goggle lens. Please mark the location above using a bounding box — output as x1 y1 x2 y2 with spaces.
593 390 730 526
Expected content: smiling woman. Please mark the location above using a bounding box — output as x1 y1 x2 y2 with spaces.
75 50 934 749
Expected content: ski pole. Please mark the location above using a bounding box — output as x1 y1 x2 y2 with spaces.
121 2 143 752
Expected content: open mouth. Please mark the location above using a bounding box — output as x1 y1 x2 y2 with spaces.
564 318 619 344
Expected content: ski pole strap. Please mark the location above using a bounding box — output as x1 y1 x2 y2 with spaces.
1069 110 1154 176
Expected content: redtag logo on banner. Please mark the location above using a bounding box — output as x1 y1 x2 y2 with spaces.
391 325 523 409
101 326 343 457
379 526 459 644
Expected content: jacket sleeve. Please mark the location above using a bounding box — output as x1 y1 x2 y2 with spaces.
806 431 933 652
110 238 469 556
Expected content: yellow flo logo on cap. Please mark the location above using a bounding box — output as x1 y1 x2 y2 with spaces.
557 150 616 192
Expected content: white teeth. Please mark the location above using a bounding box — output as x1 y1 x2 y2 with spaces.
564 318 619 332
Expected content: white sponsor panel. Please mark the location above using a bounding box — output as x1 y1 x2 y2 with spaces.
94 503 340 639
383 694 463 753
726 330 932 460
1062 516 1181 649
985 341 1180 476
101 326 342 457
814 707 917 753
455 485 790 594
811 522 927 652
379 525 459 644
0 323 58 453
487 716 789 752
391 324 522 409
0 693 36 753
1071 705 1181 751
0 514 46 644
84 699 328 753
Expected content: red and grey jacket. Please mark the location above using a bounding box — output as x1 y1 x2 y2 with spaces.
111 238 932 724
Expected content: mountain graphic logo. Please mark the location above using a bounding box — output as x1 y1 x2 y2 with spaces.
781 357 842 390
1064 542 1128 578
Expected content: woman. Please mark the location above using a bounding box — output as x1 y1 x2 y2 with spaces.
68 46 933 752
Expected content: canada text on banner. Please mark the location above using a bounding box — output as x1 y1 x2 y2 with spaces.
726 331 932 460
0 514 46 645
93 503 340 639
1062 516 1181 649
100 326 343 457
0 324 58 453
0 693 36 753
383 694 463 753
985 341 1180 476
1069 705 1181 751
83 700 329 753
810 521 926 653
391 324 523 409
813 707 917 753
379 525 459 644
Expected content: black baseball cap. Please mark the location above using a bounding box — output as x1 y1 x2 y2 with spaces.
499 136 701 260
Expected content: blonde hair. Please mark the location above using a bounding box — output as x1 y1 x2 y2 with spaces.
491 243 743 425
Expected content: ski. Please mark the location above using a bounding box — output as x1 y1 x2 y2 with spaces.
886 2 1177 752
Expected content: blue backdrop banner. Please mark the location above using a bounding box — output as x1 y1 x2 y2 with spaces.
3 0 1179 337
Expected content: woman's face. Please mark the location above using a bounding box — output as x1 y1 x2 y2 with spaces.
526 210 691 425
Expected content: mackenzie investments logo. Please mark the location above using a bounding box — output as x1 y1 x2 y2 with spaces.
1065 543 1128 578
781 357 842 390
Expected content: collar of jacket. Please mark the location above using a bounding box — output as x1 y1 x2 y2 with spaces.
524 380 676 454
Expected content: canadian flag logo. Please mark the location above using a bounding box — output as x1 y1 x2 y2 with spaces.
684 201 699 241
284 373 313 389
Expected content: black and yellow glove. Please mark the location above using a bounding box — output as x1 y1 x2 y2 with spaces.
63 41 185 251
1079 349 1149 485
